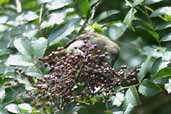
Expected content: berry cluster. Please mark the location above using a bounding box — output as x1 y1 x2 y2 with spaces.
39 40 138 95
16 39 140 109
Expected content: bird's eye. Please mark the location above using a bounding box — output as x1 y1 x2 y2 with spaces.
74 47 78 49
81 35 89 40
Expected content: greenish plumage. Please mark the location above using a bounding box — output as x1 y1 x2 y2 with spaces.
66 32 120 65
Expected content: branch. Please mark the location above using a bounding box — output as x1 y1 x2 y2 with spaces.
15 0 22 13
78 0 102 34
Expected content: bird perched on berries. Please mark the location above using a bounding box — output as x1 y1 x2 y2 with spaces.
66 32 120 66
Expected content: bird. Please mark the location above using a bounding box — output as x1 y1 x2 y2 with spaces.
66 32 120 66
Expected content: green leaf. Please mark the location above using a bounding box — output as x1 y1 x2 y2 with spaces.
40 12 66 29
147 30 160 43
94 10 120 22
48 19 80 46
38 0 52 4
0 0 9 5
32 37 48 58
155 22 171 30
138 56 153 81
150 7 171 17
124 103 134 114
0 25 8 32
46 0 71 10
0 76 12 86
14 38 33 60
124 8 137 28
5 104 19 114
0 49 12 56
24 81 35 91
0 64 7 74
0 107 8 114
112 92 124 106
163 13 171 21
0 87 5 102
151 57 162 74
5 54 34 66
21 11 38 22
125 86 141 106
0 16 8 24
133 0 144 6
142 46 164 58
108 22 126 40
135 22 160 43
76 0 90 18
138 79 162 96
163 51 171 62
161 33 171 42
17 78 35 91
156 67 171 79
164 79 171 94
92 23 104 33
125 0 144 7
18 103 32 113
145 0 162 4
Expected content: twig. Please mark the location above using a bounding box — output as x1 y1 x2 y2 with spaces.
78 0 102 34
144 5 166 21
75 99 91 106
78 17 89 34
15 0 22 13
64 0 102 49
39 4 46 24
